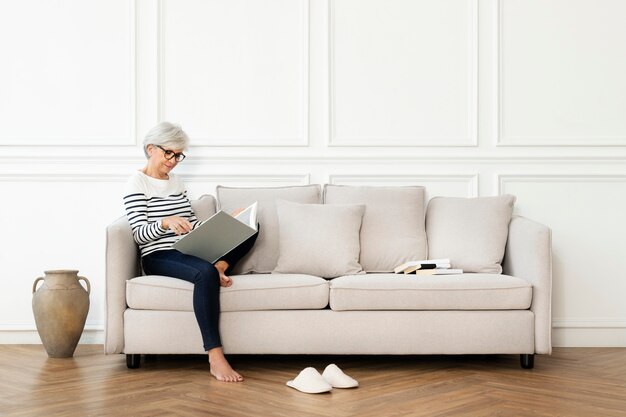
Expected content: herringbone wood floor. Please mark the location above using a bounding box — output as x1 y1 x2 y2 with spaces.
0 346 625 417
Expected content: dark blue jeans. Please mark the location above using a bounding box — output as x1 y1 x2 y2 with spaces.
141 229 258 351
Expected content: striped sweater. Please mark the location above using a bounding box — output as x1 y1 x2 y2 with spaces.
123 171 202 257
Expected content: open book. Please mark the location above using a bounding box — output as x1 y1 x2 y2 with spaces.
172 202 258 264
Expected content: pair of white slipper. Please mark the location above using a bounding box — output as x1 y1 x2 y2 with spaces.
286 364 358 394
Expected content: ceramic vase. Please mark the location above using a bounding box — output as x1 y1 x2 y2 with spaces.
32 270 90 358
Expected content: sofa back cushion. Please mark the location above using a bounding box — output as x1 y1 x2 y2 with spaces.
273 200 365 278
190 194 217 221
324 185 427 272
217 185 322 273
426 195 516 273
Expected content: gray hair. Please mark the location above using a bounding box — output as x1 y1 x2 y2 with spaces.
143 122 189 158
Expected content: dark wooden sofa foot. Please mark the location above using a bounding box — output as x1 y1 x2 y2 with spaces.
126 354 141 369
520 354 534 369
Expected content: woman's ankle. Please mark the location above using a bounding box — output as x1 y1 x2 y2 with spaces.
207 346 225 361
214 260 229 272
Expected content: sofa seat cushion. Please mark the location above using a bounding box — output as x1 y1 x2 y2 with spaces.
127 274 329 312
329 274 532 311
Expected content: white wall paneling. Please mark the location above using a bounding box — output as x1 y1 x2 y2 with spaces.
0 174 127 344
1 0 625 347
0 170 310 344
495 0 626 146
0 0 136 146
499 175 626 346
158 0 309 146
329 0 478 146
182 173 311 200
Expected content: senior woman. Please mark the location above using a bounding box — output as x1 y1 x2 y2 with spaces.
123 122 257 382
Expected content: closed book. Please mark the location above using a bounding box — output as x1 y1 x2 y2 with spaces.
410 268 464 276
393 259 451 274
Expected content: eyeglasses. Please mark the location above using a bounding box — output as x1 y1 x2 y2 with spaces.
154 145 186 162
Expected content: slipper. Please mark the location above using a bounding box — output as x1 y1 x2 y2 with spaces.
322 364 359 388
286 367 333 394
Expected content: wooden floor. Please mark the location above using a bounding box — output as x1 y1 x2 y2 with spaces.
1 346 625 417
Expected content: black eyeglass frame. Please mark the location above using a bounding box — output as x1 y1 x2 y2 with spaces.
154 145 186 162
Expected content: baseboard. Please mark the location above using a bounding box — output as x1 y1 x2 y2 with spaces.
553 328 626 347
552 319 626 347
0 325 104 344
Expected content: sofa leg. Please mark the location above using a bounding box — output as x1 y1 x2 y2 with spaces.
520 354 534 369
126 354 141 369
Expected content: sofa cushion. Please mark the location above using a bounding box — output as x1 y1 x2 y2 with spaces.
329 274 532 311
324 184 427 272
216 185 321 274
190 194 217 221
426 195 516 273
127 274 329 311
273 200 365 278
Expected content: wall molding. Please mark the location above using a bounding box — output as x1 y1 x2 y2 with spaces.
494 0 626 147
0 324 104 344
0 0 137 147
157 0 310 147
499 173 626 348
0 173 311 186
553 318 626 329
5 146 626 163
329 174 478 197
182 173 311 185
329 0 478 147
497 173 626 194
0 173 130 183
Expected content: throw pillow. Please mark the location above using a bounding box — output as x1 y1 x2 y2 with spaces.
273 200 365 279
324 184 427 272
426 195 516 274
216 185 321 274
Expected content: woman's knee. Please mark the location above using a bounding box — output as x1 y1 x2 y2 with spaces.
194 262 219 286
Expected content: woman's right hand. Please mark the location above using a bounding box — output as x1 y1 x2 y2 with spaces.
161 216 192 235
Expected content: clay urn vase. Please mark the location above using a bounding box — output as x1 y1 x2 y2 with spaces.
32 270 90 358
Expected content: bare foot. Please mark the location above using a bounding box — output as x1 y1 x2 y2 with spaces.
214 260 232 287
208 347 243 382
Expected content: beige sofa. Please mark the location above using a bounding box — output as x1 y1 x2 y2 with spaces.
105 185 552 370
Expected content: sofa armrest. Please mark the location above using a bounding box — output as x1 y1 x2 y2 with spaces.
502 215 552 354
105 215 140 354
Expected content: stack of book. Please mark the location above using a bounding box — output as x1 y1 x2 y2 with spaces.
393 259 463 275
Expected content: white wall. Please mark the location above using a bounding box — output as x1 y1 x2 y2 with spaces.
1 0 625 347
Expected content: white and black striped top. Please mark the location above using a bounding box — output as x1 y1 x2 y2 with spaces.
123 171 202 257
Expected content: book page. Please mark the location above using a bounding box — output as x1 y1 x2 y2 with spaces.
234 201 258 230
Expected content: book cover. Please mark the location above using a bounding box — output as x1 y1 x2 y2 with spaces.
172 202 258 264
